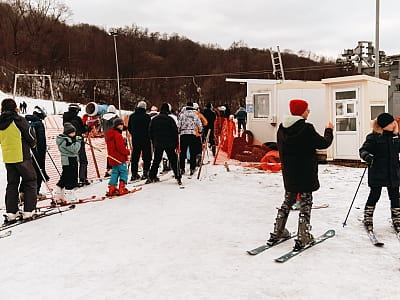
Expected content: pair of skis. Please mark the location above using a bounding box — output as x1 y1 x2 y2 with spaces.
0 205 76 231
247 229 335 263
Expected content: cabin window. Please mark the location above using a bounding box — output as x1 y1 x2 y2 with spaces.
370 105 385 120
335 89 357 132
253 94 270 118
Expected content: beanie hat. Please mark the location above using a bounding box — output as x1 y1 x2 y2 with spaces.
377 112 394 128
160 103 170 113
107 105 117 113
289 99 308 116
63 122 76 134
113 118 124 128
186 101 193 107
205 103 212 109
137 101 147 109
1 98 17 112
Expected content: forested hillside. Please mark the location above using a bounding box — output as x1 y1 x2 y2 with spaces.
0 1 355 110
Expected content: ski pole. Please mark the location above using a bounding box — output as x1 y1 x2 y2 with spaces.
342 165 368 227
30 149 53 195
84 140 123 165
46 149 61 176
85 135 100 178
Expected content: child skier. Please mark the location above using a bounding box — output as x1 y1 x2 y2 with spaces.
105 118 130 196
267 99 333 251
54 122 81 204
359 112 400 232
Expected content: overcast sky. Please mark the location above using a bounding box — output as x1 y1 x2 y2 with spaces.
63 0 399 59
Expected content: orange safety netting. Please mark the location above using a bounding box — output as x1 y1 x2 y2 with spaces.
212 116 281 172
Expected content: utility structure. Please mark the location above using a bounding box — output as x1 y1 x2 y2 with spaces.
110 30 121 117
269 46 285 81
13 74 56 114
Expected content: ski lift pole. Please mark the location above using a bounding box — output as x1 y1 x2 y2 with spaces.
342 166 368 227
85 134 101 178
84 139 123 165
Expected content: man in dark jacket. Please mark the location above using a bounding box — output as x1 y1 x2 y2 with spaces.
267 99 333 251
202 103 216 155
128 101 152 181
25 106 49 196
147 103 181 184
63 103 89 186
0 98 37 221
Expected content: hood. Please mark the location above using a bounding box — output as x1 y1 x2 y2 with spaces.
372 118 399 135
279 117 309 145
63 110 78 122
56 134 71 146
107 105 117 113
0 111 18 130
134 107 146 114
102 112 117 121
282 115 304 128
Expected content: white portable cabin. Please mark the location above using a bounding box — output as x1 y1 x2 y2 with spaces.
226 75 390 161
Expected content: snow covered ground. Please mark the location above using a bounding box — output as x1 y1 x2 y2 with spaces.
0 91 399 299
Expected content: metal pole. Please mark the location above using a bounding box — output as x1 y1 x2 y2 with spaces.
111 33 122 117
375 0 380 78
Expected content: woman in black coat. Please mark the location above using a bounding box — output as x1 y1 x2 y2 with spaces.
359 113 400 233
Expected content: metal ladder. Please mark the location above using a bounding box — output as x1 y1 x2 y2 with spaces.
270 46 285 81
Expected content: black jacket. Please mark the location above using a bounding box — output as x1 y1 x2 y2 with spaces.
277 117 333 192
25 114 46 156
63 111 87 136
359 130 400 187
202 108 216 131
128 107 151 142
149 112 178 149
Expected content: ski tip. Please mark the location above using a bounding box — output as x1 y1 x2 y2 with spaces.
326 229 336 237
374 242 384 247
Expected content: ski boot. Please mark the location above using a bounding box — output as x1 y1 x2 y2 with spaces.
145 177 160 184
130 173 141 181
267 228 290 246
64 189 78 204
106 185 118 197
141 170 149 180
293 193 315 251
118 181 129 196
364 205 375 231
4 211 21 224
391 208 400 233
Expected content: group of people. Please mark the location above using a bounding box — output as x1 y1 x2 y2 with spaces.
267 98 400 251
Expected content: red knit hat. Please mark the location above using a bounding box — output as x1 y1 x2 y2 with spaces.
289 99 308 116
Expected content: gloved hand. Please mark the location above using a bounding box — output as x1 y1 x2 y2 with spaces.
76 136 82 141
365 154 374 166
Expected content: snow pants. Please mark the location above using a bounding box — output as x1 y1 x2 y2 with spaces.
57 157 78 190
131 140 152 176
5 159 37 213
109 163 128 186
366 186 400 208
149 146 180 180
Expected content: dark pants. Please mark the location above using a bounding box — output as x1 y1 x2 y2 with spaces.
78 140 88 181
367 186 400 208
149 146 180 179
5 160 37 213
238 120 246 131
131 140 152 175
57 157 78 190
179 134 198 171
32 150 49 194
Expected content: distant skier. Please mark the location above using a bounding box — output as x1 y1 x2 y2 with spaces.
234 103 247 132
105 118 130 196
54 122 81 204
147 103 181 184
267 99 333 251
0 98 37 221
359 112 400 233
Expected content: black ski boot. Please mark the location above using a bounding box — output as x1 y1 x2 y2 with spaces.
364 205 375 231
391 208 400 233
141 170 149 180
267 193 292 246
293 193 314 251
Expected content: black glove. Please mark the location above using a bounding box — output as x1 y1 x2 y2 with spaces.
365 154 374 166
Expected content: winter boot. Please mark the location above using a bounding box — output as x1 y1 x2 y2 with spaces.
4 211 21 223
130 173 141 181
391 208 400 233
141 170 149 180
145 177 160 184
64 189 78 204
190 168 196 176
106 185 118 197
293 194 314 251
53 185 65 204
364 205 375 231
22 211 36 220
118 181 129 195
